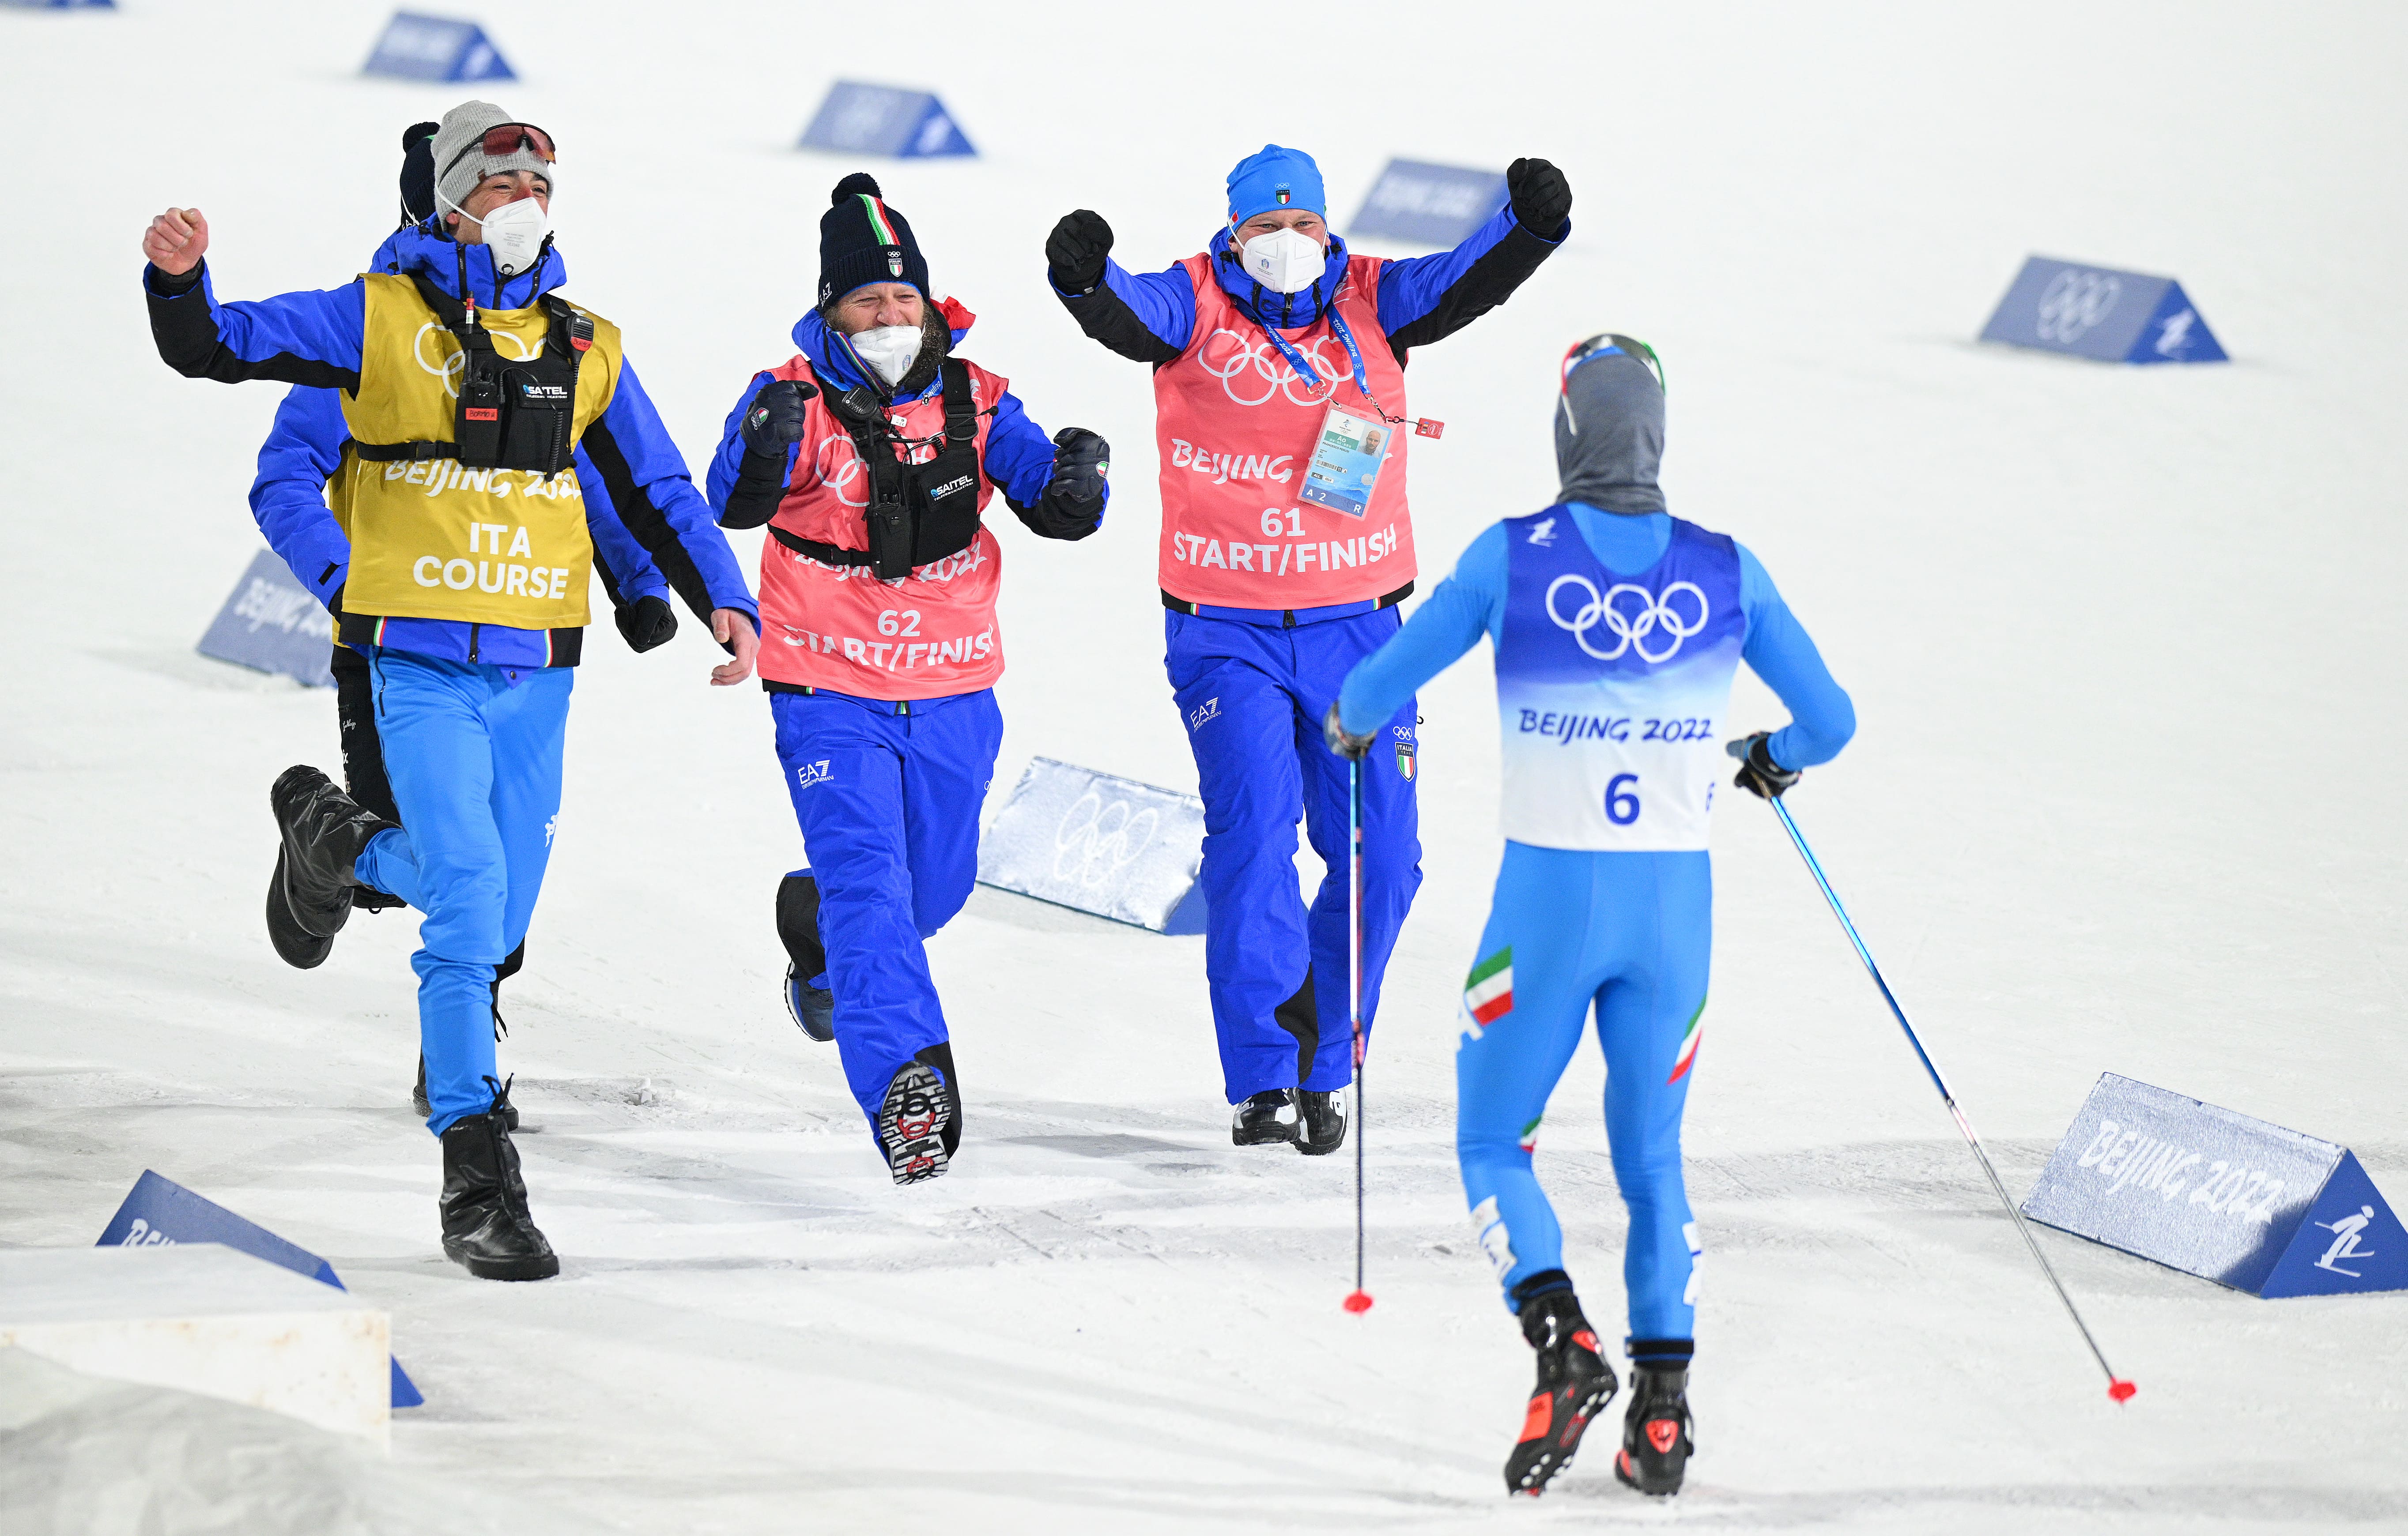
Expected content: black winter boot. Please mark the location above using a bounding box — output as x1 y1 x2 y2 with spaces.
1295 1087 1347 1156
1504 1277 1619 1496
1231 1089 1299 1146
776 873 835 1043
876 1043 960 1185
267 846 334 969
438 1077 557 1280
268 766 395 945
1614 1355 1695 1496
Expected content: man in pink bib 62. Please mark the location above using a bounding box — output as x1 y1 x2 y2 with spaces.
1046 146 1571 1152
711 175 1112 1185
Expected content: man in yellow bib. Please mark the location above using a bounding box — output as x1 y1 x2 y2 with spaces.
140 102 760 1282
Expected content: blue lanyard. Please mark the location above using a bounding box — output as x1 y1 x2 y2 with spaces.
1256 300 1400 424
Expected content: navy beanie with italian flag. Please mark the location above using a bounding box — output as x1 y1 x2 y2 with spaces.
817 173 931 311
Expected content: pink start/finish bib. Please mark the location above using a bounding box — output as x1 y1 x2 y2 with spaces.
1152 253 1418 611
755 353 1008 699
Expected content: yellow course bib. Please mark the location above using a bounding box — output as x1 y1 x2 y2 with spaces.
338 273 623 630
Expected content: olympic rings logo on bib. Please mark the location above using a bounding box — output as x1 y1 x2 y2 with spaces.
1197 327 1351 408
1545 575 1710 663
814 433 870 508
412 321 538 400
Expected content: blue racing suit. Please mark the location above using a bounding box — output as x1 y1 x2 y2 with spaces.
1339 504 1854 1355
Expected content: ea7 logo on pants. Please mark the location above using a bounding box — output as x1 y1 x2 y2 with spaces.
1187 697 1220 731
795 760 833 789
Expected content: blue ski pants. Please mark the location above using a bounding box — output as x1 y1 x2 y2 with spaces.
1458 843 1710 1344
351 651 571 1135
771 688 1001 1127
1165 609 1422 1102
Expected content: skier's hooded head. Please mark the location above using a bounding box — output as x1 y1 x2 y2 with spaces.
1555 334 1667 516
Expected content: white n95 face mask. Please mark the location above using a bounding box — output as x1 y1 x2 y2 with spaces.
849 324 922 387
476 196 551 277
1237 225 1326 294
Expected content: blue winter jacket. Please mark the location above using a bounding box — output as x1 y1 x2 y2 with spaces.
1052 205 1566 363
146 220 756 668
704 306 1079 520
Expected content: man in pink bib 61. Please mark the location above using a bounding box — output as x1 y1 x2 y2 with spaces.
1046 146 1570 1152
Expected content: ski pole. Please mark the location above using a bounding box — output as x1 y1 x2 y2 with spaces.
1761 793 2132 1402
1344 755 1373 1315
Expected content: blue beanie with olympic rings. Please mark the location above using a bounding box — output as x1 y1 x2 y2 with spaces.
1226 144 1326 224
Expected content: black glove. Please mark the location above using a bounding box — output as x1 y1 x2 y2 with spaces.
1506 158 1571 237
1728 732 1802 799
1017 427 1109 540
615 594 677 654
1047 210 1113 295
1323 702 1375 761
741 378 816 457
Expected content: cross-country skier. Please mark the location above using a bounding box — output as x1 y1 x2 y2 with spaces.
1327 336 1856 1497
249 121 704 1129
140 101 761 1281
708 175 1111 1184
1046 146 1570 1152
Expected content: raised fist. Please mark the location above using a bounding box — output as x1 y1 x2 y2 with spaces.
1018 426 1109 541
143 207 210 276
742 378 817 454
1505 159 1571 238
1046 210 1113 294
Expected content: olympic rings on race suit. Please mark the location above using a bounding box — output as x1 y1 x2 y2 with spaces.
1543 574 1710 664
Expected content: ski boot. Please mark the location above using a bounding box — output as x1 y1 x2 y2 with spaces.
438 1077 557 1281
776 872 835 1043
1231 1089 1299 1147
1614 1355 1695 1496
1504 1279 1618 1496
267 766 395 964
1295 1087 1347 1156
877 1044 959 1185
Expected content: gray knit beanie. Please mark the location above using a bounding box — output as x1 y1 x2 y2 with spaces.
430 100 555 226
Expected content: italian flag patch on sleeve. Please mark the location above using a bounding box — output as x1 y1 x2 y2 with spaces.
1464 948 1513 1025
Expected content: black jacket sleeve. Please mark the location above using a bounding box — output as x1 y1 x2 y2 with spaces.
1383 224 1563 358
1053 282 1183 367
145 261 361 391
716 451 792 531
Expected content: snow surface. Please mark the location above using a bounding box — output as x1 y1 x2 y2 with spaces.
5 2 2408 1530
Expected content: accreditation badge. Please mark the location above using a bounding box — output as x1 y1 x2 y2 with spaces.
1297 399 1389 519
